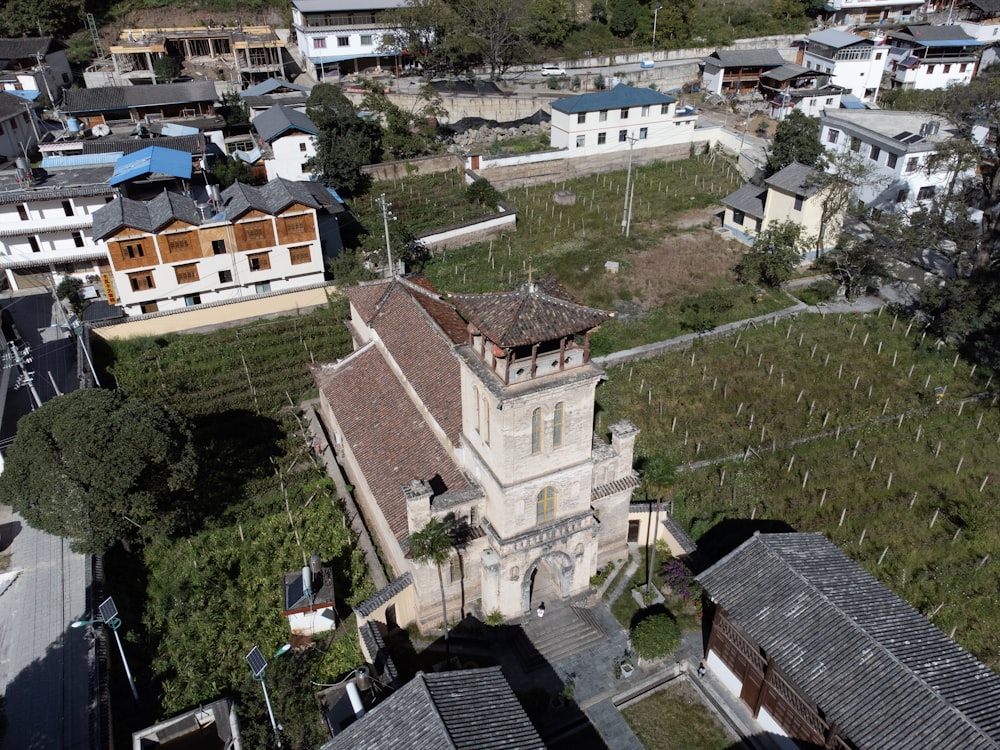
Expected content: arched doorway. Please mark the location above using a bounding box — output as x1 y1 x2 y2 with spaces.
521 552 573 613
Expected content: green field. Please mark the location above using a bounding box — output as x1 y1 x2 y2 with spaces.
596 311 1000 666
623 681 733 750
99 300 371 745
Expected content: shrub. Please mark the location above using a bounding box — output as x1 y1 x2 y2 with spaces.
662 558 701 602
795 280 838 306
631 612 681 659
466 178 501 207
679 288 735 331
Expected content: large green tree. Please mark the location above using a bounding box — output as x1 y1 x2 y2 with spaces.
305 84 382 197
0 389 199 555
735 220 808 287
766 110 825 176
360 82 444 160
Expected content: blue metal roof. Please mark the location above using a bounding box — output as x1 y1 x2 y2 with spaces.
42 153 123 168
5 89 41 101
840 94 866 109
551 84 676 114
110 146 192 186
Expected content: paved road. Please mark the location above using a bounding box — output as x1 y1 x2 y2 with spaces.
0 511 91 750
1 287 90 750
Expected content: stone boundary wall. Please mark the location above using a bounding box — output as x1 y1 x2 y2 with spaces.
362 154 465 182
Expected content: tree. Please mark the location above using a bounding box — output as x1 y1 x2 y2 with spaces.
0 389 199 555
152 55 182 83
609 0 640 39
0 0 77 37
56 276 84 317
631 612 681 659
360 82 444 160
409 517 456 645
735 220 808 287
920 266 1000 370
218 91 250 126
211 156 255 188
817 235 888 300
450 0 527 79
765 110 824 176
808 149 884 256
305 84 382 196
527 0 575 47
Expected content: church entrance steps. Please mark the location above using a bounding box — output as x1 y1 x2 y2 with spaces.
513 605 608 671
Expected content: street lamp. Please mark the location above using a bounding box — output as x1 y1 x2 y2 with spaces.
247 645 285 748
652 3 663 54
71 597 139 703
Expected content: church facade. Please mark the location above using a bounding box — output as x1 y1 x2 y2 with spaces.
312 274 639 627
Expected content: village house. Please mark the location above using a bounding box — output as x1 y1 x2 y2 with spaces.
799 29 889 103
0 36 72 103
61 82 219 128
312 274 640 629
90 177 343 314
759 64 846 120
252 104 319 182
721 162 843 256
819 0 923 26
819 108 972 216
697 532 1000 750
548 84 697 155
240 78 312 117
701 49 788 97
0 92 41 161
886 24 983 90
291 0 408 81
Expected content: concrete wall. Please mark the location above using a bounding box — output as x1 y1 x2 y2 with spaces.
361 154 464 182
473 140 709 189
91 284 338 339
418 208 517 251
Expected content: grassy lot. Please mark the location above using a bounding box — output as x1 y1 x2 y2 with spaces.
97 299 371 743
596 310 1000 667
623 680 734 750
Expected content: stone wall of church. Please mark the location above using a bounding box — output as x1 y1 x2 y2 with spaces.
592 489 632 568
411 537 487 631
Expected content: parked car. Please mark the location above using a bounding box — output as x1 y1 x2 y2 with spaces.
540 64 566 77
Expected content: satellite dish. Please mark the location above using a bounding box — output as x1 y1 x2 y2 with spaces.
92 123 111 137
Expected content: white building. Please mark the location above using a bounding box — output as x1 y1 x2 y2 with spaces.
819 109 973 216
759 64 846 121
91 178 344 315
252 104 318 182
291 0 407 81
801 30 888 103
0 37 72 104
549 84 697 155
887 24 982 90
0 163 116 291
820 0 923 26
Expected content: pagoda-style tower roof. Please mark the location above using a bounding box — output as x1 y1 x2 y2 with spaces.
450 276 612 348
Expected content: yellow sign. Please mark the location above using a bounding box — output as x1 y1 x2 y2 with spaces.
101 273 118 305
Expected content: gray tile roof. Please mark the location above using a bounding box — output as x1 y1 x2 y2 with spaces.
0 36 62 61
82 134 207 156
764 162 823 197
890 24 980 45
721 183 766 218
319 667 544 750
550 83 676 114
91 188 203 238
0 91 28 119
252 104 318 143
806 29 869 49
62 82 218 114
354 573 413 617
241 78 311 97
218 177 335 219
705 48 787 69
697 532 1000 750
761 63 809 82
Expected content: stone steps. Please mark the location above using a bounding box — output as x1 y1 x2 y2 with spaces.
514 605 607 671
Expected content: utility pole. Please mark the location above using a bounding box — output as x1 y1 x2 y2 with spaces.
651 3 663 54
621 134 638 236
377 193 397 277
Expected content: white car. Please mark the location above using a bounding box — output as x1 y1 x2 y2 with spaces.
540 64 566 77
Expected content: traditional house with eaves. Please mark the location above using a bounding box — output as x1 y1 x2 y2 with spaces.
312 275 640 629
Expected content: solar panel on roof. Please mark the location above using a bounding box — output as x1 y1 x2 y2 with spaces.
894 131 914 141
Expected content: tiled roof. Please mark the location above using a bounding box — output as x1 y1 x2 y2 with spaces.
890 24 981 45
82 134 207 156
721 183 766 218
241 78 312 97
355 573 413 617
661 514 697 554
705 48 787 68
252 104 318 143
219 177 338 219
550 83 676 114
761 63 809 82
764 162 823 197
319 667 544 750
450 275 612 348
91 187 202 238
0 91 27 119
0 36 62 61
62 82 218 114
697 532 1000 750
591 471 640 501
313 344 469 546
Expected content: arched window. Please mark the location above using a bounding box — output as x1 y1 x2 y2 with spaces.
536 486 556 523
472 386 479 432
552 401 564 449
482 396 490 445
531 407 542 454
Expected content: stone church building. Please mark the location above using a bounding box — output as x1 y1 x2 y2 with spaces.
312 274 639 627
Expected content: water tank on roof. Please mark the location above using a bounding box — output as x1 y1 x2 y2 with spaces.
67 118 81 133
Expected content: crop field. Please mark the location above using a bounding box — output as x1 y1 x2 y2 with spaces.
596 310 1000 666
100 300 371 733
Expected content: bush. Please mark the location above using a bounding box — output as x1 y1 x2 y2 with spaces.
795 280 838 306
631 612 681 659
679 288 735 331
466 178 501 207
